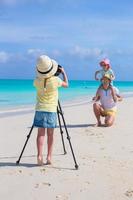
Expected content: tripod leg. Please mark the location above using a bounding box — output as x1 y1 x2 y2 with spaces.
57 108 67 154
16 125 34 165
58 101 79 169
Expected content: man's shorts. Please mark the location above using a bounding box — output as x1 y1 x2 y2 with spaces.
102 108 117 117
33 111 57 128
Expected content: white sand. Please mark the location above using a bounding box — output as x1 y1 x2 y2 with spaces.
0 97 133 200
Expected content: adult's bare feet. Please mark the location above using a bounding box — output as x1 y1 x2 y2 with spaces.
93 121 102 127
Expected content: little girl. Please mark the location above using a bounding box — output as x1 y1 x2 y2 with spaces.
94 58 117 102
33 55 68 165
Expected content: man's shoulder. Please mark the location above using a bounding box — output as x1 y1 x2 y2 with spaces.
97 86 104 94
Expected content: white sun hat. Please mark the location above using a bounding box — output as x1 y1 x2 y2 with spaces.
36 55 58 78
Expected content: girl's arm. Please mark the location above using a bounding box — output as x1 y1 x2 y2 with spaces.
110 86 117 102
60 68 69 88
110 69 115 80
95 70 100 80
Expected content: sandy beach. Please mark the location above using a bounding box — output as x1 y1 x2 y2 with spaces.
0 97 133 200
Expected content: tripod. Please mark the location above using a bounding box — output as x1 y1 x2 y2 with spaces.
16 101 79 169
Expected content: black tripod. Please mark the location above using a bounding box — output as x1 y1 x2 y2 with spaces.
16 101 79 169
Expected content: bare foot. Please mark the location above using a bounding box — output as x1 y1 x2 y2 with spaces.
45 156 52 165
45 160 52 165
37 156 43 166
93 121 102 127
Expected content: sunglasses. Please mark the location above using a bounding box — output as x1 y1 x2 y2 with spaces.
100 63 107 67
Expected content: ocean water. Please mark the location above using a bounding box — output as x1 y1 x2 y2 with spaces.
0 79 133 109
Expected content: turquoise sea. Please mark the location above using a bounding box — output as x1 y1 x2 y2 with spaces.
0 79 133 109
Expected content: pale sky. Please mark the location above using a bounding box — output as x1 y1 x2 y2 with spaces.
0 0 133 80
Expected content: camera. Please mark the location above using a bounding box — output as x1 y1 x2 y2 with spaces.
54 65 62 76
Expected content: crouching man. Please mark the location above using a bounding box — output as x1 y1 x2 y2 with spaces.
93 74 122 127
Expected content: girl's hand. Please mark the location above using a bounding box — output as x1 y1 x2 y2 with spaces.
59 67 64 73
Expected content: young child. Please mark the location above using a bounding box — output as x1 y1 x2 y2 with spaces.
94 58 117 102
95 58 115 81
33 55 68 166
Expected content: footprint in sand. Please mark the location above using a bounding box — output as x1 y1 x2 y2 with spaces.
42 182 51 186
35 182 51 188
18 170 22 173
125 190 133 197
35 183 39 188
85 128 103 136
100 147 105 150
40 168 46 173
56 194 68 200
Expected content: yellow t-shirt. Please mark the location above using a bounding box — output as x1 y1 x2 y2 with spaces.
34 76 63 112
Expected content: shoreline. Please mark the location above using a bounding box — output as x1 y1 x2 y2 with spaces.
0 95 93 117
0 82 133 112
0 93 132 118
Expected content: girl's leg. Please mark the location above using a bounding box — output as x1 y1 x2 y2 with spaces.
110 86 117 102
46 128 54 164
36 128 45 165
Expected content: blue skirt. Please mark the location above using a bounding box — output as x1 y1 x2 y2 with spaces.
33 111 57 128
